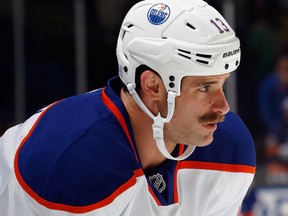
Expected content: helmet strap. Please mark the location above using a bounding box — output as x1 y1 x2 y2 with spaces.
127 83 196 161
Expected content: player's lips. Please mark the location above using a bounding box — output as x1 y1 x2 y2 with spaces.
203 122 218 131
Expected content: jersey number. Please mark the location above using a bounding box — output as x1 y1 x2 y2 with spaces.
211 18 230 34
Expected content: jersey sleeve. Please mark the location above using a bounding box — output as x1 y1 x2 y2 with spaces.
0 86 145 215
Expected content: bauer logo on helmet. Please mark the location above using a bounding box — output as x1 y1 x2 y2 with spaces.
147 3 170 25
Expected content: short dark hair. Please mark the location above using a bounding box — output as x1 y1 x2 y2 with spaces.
121 65 157 93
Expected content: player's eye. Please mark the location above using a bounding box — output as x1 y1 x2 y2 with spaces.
198 85 209 92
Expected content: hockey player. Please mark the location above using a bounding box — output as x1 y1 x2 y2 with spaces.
0 0 256 215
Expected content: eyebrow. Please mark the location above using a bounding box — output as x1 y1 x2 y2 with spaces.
198 75 230 86
200 81 218 85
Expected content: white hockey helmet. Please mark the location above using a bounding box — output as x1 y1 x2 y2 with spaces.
116 0 241 160
116 0 240 96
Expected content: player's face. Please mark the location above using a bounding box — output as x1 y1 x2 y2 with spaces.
164 73 230 147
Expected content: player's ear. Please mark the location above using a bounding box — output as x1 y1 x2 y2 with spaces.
140 70 164 100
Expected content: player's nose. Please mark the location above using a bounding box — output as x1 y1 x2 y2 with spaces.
211 89 230 115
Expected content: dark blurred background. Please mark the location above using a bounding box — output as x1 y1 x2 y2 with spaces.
1 0 288 214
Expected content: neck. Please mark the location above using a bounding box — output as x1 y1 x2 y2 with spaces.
120 89 176 170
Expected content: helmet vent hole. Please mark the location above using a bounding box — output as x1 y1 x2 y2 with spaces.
196 53 212 59
178 49 191 54
196 59 209 64
186 23 196 30
178 53 191 60
169 76 175 81
122 31 126 40
169 82 175 88
225 64 229 70
195 53 211 64
122 24 134 39
177 49 191 59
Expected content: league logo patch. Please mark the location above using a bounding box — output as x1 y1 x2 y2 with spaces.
149 173 166 193
147 3 170 25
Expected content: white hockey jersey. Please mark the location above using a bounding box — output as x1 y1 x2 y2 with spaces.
0 77 256 215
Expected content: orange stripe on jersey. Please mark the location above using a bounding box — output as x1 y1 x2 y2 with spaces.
148 185 162 206
173 144 185 203
25 170 139 213
101 88 139 162
178 161 256 174
134 167 144 177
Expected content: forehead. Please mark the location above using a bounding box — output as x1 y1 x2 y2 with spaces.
182 73 231 85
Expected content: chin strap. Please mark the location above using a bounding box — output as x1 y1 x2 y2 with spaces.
127 83 196 161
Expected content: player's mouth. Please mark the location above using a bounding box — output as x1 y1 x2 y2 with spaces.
203 122 218 131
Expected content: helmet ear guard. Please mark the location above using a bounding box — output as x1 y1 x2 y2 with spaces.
116 0 241 160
